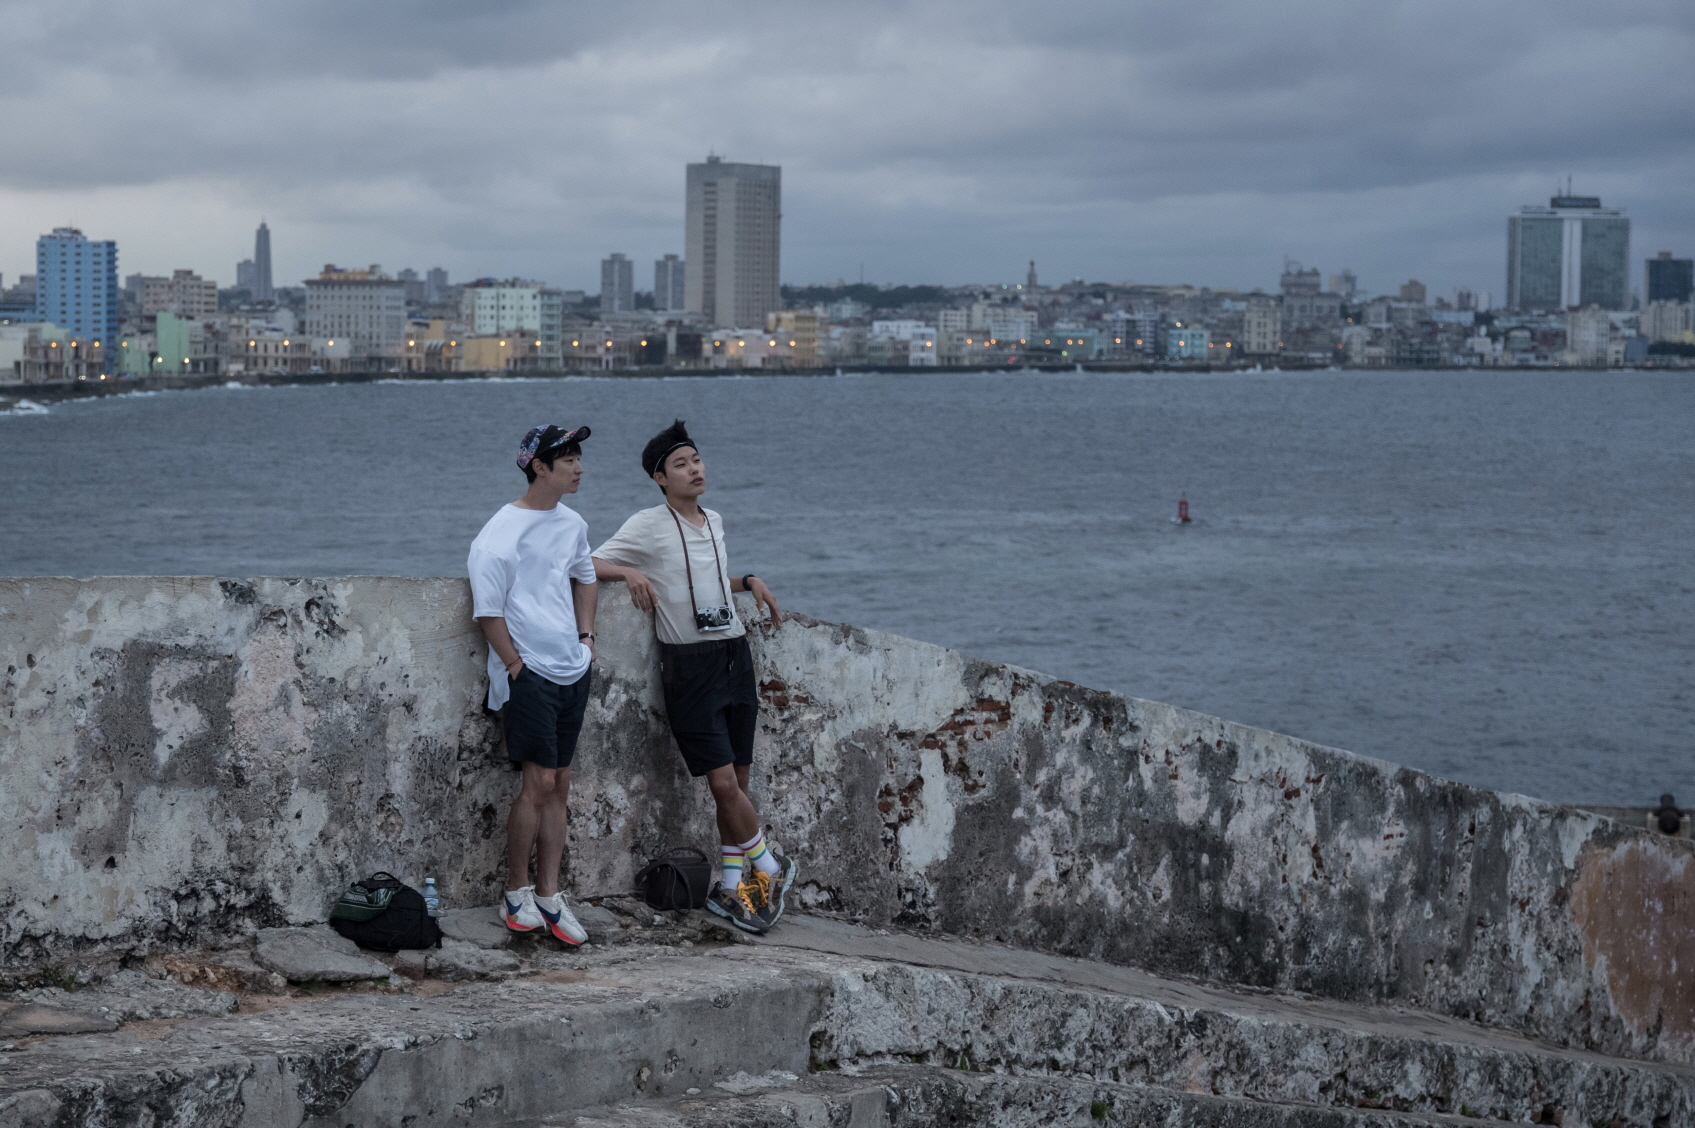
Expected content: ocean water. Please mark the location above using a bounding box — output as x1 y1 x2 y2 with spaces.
3 370 1692 807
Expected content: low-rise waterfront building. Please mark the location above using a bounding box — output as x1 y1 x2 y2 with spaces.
1279 263 1342 330
304 265 407 366
978 306 1037 343
821 325 866 365
702 329 778 369
140 270 218 319
1242 293 1280 357
1029 324 1103 360
459 279 563 366
11 324 106 382
1165 325 1210 359
766 309 820 367
1564 306 1613 366
867 321 938 366
1641 300 1693 344
1 322 60 382
461 333 544 372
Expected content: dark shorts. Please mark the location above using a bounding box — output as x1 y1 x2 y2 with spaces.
659 635 758 777
502 666 592 769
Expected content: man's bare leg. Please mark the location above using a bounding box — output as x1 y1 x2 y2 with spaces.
507 763 572 896
707 763 759 846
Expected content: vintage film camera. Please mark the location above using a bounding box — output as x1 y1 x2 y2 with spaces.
694 604 735 632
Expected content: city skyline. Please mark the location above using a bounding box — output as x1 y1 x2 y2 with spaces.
0 1 1691 298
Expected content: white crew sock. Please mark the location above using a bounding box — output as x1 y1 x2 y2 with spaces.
737 830 781 877
720 845 746 889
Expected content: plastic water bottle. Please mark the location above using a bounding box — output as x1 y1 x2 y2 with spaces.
422 877 440 917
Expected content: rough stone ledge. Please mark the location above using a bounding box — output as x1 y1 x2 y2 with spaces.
529 1064 1528 1127
0 918 1687 1127
253 928 392 984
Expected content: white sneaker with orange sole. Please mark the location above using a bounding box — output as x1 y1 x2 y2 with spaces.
534 890 588 945
502 885 543 932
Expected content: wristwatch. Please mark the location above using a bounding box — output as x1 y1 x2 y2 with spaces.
741 574 757 591
578 632 596 641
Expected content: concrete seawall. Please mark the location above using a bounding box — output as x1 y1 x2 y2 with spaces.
2 576 1690 1067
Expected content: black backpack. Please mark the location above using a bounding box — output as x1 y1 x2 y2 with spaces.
634 847 713 912
328 872 443 951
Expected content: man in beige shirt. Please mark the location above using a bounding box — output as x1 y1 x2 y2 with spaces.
593 420 795 933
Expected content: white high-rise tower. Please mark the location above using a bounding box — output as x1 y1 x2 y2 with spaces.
1506 194 1629 311
684 157 780 328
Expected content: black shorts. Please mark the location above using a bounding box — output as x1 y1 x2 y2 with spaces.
502 666 592 769
659 635 758 777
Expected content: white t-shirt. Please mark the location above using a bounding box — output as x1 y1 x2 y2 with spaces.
593 503 747 647
467 503 597 710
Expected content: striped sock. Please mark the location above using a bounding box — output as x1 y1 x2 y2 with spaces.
719 846 745 889
738 831 780 877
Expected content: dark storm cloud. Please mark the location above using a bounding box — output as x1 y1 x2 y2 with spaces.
1 0 1690 296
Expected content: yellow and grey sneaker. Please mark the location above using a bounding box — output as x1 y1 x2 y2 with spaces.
767 852 798 925
707 881 768 934
746 871 781 931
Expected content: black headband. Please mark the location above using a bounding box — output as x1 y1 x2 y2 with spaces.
646 440 697 477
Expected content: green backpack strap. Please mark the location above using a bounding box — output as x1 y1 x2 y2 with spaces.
329 873 402 922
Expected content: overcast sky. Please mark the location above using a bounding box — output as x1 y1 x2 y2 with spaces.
2 0 1690 301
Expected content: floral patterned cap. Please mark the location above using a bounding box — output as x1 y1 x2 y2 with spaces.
517 424 591 469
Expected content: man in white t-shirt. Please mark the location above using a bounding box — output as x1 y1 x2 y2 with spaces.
592 419 796 934
468 423 598 946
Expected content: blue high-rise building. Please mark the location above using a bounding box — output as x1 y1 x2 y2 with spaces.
36 228 119 357
1646 251 1692 304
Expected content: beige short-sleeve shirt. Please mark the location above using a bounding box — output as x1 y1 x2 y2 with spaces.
593 504 747 646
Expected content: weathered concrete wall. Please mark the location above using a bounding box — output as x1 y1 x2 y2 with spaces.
2 576 1691 1066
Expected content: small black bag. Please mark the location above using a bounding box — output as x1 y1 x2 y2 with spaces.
328 872 443 951
635 847 713 912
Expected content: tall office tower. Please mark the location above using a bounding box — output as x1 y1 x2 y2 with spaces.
654 254 685 311
236 260 257 291
1027 261 1038 290
684 156 781 327
426 267 448 302
1506 195 1629 311
1646 251 1693 304
253 221 274 301
36 227 119 349
600 253 634 313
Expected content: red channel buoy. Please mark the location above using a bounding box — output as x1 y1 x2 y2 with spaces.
1177 496 1191 523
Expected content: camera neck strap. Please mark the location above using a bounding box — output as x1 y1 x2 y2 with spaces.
667 504 728 611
